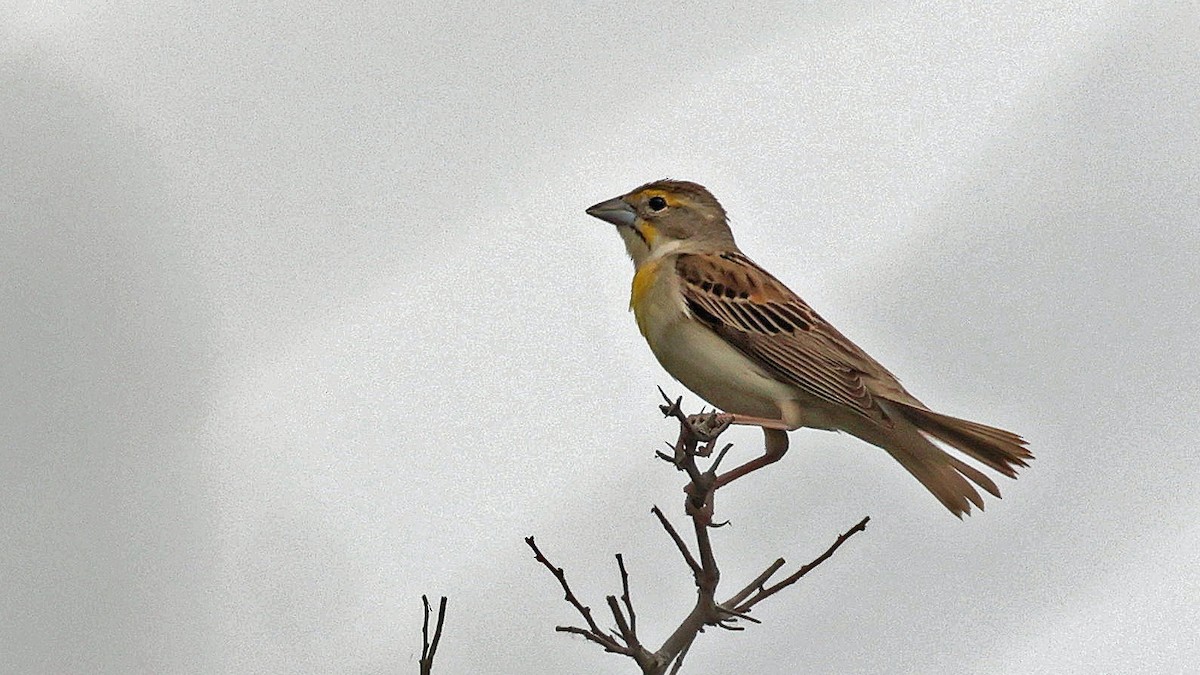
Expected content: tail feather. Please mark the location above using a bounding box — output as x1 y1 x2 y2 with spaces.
893 402 1033 478
874 426 983 517
944 455 1001 499
864 401 1032 517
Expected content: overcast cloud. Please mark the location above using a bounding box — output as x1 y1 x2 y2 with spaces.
2 2 1198 673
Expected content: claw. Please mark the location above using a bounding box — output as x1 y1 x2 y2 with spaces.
685 412 733 442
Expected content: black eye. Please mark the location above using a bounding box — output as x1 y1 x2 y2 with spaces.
648 196 668 212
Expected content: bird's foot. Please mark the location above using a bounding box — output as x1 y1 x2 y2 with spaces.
685 412 733 454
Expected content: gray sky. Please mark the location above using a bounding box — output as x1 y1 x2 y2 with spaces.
3 1 1198 673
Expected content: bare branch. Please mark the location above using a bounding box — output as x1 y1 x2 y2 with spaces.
708 443 734 473
527 393 872 674
657 386 688 425
723 558 786 609
525 536 628 654
716 604 761 625
419 595 447 675
607 596 639 651
734 516 871 614
556 626 627 653
690 509 719 594
652 506 701 575
616 554 637 636
667 635 695 675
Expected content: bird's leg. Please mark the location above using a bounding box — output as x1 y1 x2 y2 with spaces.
718 413 793 430
712 427 790 489
684 411 792 459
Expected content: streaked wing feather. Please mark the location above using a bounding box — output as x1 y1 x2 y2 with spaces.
676 251 900 420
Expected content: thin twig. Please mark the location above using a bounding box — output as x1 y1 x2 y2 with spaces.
708 443 734 473
617 554 637 636
556 626 626 653
419 595 447 675
651 506 701 574
608 596 639 650
525 536 628 654
735 516 870 613
657 386 689 425
723 558 786 609
715 605 761 625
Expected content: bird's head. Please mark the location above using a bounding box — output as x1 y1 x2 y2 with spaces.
585 179 736 266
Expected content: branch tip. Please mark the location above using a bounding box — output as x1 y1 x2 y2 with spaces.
419 594 448 675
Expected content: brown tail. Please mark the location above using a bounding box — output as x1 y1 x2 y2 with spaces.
870 401 1033 517
894 403 1033 477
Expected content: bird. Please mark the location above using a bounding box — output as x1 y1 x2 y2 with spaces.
585 179 1032 516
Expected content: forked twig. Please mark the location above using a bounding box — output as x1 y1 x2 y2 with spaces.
419 595 447 675
617 554 638 636
731 516 870 614
524 536 627 654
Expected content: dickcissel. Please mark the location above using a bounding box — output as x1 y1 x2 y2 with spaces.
586 179 1031 516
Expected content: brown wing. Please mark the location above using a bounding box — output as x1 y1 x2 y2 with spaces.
676 251 917 421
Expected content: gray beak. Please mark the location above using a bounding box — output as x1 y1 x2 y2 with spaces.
585 197 637 228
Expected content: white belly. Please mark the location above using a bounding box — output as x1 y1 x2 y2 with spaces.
652 316 797 419
635 276 797 421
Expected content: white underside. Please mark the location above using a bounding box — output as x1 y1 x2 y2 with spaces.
634 260 842 431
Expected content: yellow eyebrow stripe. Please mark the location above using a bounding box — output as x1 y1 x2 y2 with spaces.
637 190 685 208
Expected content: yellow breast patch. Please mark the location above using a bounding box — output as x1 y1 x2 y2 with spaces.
630 258 664 336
